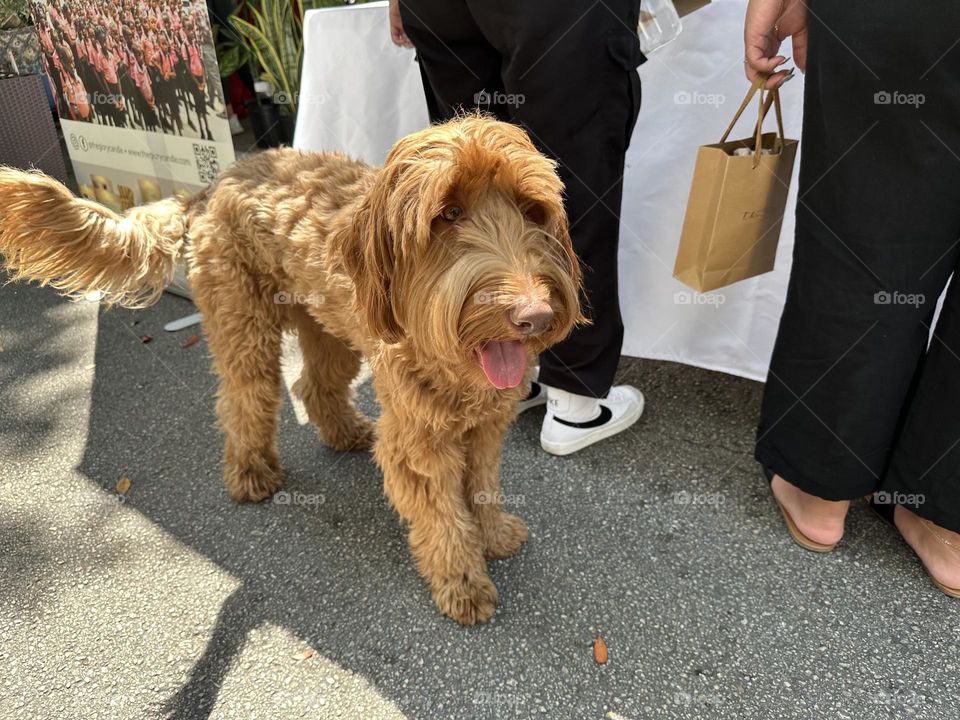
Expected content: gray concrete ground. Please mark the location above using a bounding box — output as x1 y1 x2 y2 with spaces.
0 282 957 720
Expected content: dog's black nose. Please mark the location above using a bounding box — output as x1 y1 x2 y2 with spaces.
508 300 554 336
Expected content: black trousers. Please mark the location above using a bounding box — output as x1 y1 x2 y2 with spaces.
756 0 960 533
399 0 644 398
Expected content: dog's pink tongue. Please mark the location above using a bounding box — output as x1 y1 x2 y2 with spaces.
478 340 527 389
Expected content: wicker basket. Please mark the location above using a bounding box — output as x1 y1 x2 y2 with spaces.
0 73 68 183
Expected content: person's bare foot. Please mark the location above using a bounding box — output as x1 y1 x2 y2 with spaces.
771 474 850 546
894 506 960 593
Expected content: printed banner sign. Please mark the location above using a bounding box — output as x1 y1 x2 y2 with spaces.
30 0 236 209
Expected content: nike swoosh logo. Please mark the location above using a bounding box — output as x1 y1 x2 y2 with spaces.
553 405 613 429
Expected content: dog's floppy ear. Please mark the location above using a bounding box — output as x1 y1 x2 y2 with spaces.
544 198 582 292
337 169 405 344
520 168 585 316
500 121 584 296
545 200 588 326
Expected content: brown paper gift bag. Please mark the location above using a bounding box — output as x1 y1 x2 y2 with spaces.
674 77 798 292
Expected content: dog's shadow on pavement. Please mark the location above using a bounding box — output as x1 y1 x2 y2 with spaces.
9 289 960 720
72 296 517 718
47 292 804 720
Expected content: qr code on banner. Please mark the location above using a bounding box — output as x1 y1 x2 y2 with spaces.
193 143 220 185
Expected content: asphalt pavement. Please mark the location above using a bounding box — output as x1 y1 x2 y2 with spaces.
1 282 957 720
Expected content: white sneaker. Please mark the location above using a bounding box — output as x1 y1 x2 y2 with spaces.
540 385 645 456
517 367 547 413
518 380 547 413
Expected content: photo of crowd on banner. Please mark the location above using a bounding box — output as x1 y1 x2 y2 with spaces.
30 0 229 143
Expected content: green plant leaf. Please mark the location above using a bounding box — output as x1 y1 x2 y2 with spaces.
217 44 246 77
230 14 290 93
228 0 308 113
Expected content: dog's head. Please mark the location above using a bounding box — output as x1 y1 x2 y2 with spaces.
341 115 583 390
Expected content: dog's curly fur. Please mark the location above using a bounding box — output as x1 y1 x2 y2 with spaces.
0 116 582 624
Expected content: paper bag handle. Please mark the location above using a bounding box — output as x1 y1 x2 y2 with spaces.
757 85 786 153
719 76 787 167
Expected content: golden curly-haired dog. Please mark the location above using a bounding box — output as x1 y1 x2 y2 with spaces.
0 116 582 624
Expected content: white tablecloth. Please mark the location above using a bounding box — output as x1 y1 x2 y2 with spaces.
294 1 429 163
295 0 803 381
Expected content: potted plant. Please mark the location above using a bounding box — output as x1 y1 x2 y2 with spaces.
230 0 305 145
229 0 364 146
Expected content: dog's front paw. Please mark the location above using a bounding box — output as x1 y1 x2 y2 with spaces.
484 512 529 560
224 461 284 503
431 571 498 625
318 414 375 452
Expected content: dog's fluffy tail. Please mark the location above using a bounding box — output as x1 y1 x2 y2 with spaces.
0 167 188 307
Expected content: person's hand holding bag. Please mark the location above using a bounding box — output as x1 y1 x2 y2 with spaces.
745 0 807 88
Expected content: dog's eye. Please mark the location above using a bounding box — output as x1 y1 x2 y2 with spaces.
441 205 463 222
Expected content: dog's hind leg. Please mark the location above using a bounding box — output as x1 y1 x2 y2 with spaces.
376 406 497 625
196 272 285 503
464 419 529 561
288 307 374 451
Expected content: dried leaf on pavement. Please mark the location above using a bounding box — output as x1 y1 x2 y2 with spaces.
593 635 608 665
